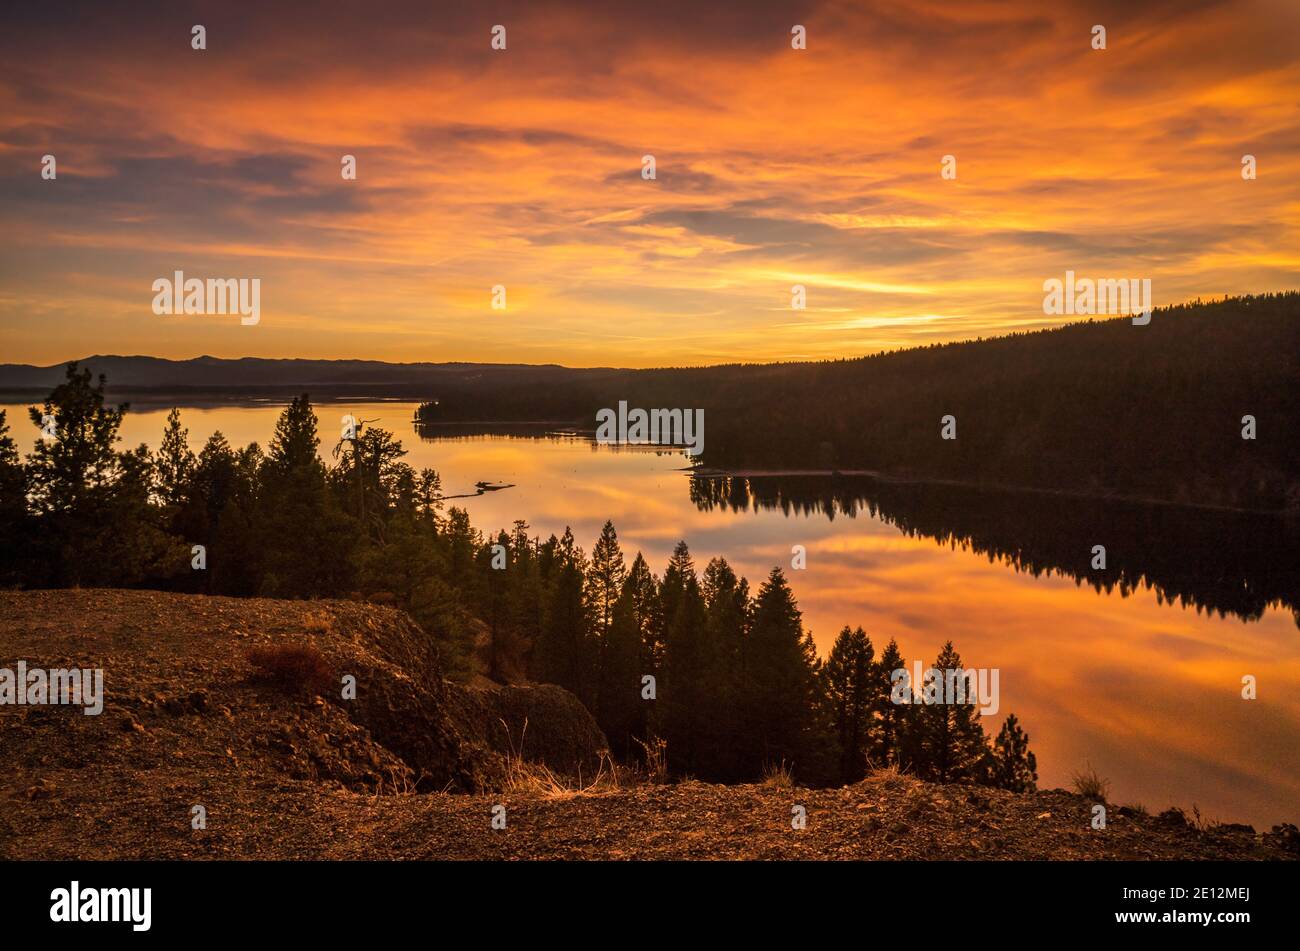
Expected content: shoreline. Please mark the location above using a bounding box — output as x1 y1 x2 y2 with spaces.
684 467 1296 517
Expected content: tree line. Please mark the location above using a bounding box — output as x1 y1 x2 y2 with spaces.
415 294 1300 512
0 363 1035 789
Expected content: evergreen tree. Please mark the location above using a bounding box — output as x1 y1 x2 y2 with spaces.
196 437 264 596
256 396 355 597
599 570 647 758
156 408 195 507
535 527 594 704
914 641 991 784
0 410 30 586
992 713 1038 792
105 442 190 584
659 542 710 776
415 468 443 527
873 638 907 767
822 625 875 783
504 519 543 679
585 520 626 644
700 556 748 779
742 567 819 780
24 363 128 584
333 423 408 541
266 394 321 475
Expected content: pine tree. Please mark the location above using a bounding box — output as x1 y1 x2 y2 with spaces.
875 638 906 766
256 395 355 597
622 552 662 748
742 567 818 780
415 468 443 527
915 641 991 784
265 394 321 475
535 527 594 705
585 520 626 643
103 442 188 584
599 574 646 758
992 713 1038 792
659 541 710 775
24 363 127 584
700 557 749 779
0 410 30 586
156 408 195 507
822 625 875 783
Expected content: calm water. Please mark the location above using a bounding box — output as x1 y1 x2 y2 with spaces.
6 399 1298 828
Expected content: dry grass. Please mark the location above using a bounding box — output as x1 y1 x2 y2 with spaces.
633 735 669 785
247 643 333 694
1190 804 1219 833
865 760 914 792
1071 762 1111 802
301 611 335 635
498 718 621 800
760 760 794 789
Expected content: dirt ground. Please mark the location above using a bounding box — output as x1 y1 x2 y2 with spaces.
1 589 1294 861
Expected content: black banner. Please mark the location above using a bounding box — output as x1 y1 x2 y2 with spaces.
0 859 1285 938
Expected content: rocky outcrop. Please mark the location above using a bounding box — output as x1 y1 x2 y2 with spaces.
0 590 606 800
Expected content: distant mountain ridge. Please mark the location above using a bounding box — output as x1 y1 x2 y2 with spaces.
0 355 617 396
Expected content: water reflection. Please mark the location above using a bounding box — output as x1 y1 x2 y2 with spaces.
690 475 1300 625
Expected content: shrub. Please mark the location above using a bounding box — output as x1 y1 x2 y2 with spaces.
247 643 333 694
761 759 795 789
1071 762 1111 801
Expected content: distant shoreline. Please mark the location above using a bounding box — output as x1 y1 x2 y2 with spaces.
686 466 1297 517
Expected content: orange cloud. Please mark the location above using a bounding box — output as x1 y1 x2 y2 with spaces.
2 0 1298 364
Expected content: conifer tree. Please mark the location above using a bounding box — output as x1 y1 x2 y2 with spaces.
660 542 710 775
742 567 819 779
875 637 907 766
0 411 28 586
24 363 127 583
700 557 749 779
156 408 195 507
535 527 594 704
256 395 354 597
599 572 646 758
992 713 1038 792
822 625 876 783
585 520 626 644
916 641 991 784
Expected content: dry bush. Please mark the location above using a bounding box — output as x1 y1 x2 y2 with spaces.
498 718 621 799
302 611 334 635
1071 762 1111 802
247 643 333 694
633 735 669 784
761 760 795 789
1190 803 1218 833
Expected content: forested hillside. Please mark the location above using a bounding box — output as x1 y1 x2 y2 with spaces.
418 293 1300 511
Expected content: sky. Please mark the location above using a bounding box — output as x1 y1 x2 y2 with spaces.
2 0 1299 367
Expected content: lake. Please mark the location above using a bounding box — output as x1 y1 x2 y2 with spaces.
5 398 1298 829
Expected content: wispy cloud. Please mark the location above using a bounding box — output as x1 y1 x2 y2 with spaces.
2 0 1298 364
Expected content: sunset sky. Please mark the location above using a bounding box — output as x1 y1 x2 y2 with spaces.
2 0 1298 367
